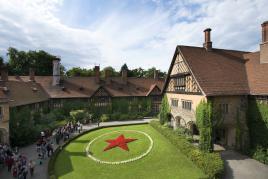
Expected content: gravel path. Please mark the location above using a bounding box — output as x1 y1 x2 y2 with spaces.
221 150 268 179
0 119 153 179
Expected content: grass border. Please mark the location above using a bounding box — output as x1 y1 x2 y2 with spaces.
48 122 148 179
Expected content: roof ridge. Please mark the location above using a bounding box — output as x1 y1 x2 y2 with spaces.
177 45 251 53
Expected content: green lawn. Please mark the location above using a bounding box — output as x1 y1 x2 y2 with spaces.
54 124 206 179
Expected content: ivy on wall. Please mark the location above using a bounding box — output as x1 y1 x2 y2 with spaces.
196 100 213 152
247 100 268 148
247 100 268 164
159 94 171 125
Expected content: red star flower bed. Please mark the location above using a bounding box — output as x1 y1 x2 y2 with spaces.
103 134 137 151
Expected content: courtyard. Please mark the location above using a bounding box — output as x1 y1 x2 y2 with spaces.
53 124 205 179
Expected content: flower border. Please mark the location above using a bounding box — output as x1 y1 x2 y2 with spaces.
85 130 153 165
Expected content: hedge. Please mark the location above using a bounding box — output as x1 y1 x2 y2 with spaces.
48 122 148 179
150 120 224 179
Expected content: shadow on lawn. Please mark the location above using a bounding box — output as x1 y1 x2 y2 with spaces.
56 149 87 178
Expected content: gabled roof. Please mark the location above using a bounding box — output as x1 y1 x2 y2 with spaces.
3 75 164 106
0 79 49 107
146 84 161 96
164 45 251 96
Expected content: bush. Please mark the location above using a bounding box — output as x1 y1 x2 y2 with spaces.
150 120 223 179
159 95 171 125
100 114 109 123
69 110 91 122
251 146 268 164
110 113 121 121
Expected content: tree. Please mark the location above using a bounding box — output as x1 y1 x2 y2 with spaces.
196 100 213 152
7 47 63 75
101 66 119 77
159 95 171 125
66 67 94 77
9 107 36 146
144 67 156 78
129 67 145 77
0 56 4 67
120 63 129 74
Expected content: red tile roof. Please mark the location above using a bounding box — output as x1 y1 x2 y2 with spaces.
245 52 268 95
2 76 164 106
165 45 268 96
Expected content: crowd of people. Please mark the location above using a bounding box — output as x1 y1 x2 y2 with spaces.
54 121 83 145
0 143 34 179
0 121 84 178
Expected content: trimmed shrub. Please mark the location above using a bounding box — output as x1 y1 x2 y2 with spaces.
150 120 223 179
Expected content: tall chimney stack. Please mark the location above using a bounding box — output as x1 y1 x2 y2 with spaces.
94 66 100 83
29 68 35 82
203 28 212 51
260 21 268 64
52 57 61 86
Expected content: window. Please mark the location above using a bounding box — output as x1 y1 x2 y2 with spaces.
94 97 110 107
174 77 186 91
182 100 192 110
219 104 228 114
152 103 160 113
171 99 178 107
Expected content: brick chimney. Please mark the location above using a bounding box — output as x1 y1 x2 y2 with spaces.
0 67 8 81
260 21 268 64
29 68 35 82
203 28 212 51
52 57 61 86
94 66 100 83
104 69 111 84
122 69 128 84
154 70 159 80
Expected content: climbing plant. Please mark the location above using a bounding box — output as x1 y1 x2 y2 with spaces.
247 100 268 164
196 100 213 152
159 94 171 125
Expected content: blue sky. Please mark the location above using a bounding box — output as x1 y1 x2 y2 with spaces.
0 0 268 71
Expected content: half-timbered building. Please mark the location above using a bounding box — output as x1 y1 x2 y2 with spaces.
0 61 164 143
164 21 268 149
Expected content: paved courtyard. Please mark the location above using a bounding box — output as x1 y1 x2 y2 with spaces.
221 150 268 179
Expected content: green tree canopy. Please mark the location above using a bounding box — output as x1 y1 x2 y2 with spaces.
66 67 94 77
7 47 63 75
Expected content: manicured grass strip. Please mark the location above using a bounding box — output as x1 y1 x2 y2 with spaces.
53 124 206 179
150 121 224 179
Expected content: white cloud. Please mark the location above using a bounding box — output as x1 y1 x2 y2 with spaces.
0 0 268 71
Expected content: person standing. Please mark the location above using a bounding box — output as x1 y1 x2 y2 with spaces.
29 160 35 177
22 164 28 179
